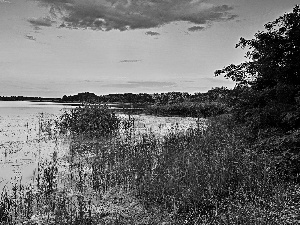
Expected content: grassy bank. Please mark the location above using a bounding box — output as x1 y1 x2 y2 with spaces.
1 104 299 224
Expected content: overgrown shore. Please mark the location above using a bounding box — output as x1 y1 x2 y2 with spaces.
0 104 299 224
1 6 300 224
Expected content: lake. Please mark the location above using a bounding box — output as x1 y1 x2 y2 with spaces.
0 101 75 191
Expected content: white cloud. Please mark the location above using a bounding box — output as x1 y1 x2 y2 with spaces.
32 0 237 31
0 0 11 3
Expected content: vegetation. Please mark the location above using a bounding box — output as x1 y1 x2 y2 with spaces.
0 96 61 102
1 5 300 224
1 110 299 224
215 5 300 182
146 101 228 118
59 103 120 138
60 89 229 105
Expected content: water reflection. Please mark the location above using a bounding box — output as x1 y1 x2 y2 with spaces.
0 101 73 191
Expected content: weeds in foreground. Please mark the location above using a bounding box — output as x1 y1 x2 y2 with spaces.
1 106 299 224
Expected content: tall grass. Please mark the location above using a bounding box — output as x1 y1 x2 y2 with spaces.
130 117 277 221
1 104 298 224
61 112 286 223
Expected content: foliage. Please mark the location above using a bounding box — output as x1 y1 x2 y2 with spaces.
215 5 300 89
2 112 300 224
62 92 99 103
60 88 233 106
59 103 120 138
0 190 12 223
214 5 300 131
3 5 300 224
68 115 284 220
215 5 300 182
61 115 290 223
146 101 228 118
136 117 278 219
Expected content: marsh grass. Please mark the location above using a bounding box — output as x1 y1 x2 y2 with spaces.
52 113 293 224
1 104 299 224
0 161 100 224
132 118 278 220
0 187 12 223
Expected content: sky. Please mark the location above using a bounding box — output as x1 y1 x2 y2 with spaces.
0 0 299 97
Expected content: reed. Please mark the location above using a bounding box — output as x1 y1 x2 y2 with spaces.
1 104 298 224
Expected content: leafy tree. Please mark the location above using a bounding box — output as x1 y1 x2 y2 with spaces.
215 5 300 131
215 5 300 89
215 5 300 181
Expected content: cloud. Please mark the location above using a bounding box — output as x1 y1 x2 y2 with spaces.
103 81 176 88
33 0 237 31
0 0 11 3
25 35 36 41
188 26 205 32
145 31 160 36
28 17 53 29
119 59 142 63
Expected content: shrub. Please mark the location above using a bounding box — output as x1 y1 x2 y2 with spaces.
146 101 228 118
59 103 120 138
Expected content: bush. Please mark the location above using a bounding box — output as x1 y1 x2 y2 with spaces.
59 103 120 138
146 101 228 118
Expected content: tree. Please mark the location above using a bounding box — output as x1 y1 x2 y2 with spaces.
215 5 300 90
215 6 300 181
215 5 300 131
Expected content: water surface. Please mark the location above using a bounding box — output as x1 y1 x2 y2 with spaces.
0 101 73 191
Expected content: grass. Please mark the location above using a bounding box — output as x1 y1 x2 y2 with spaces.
145 101 228 118
1 104 299 224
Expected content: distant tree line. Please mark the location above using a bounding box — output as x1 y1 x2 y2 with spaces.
1 89 235 118
0 96 60 102
0 89 236 118
59 88 236 117
60 88 233 105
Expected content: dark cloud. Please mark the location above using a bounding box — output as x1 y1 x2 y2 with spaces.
33 0 237 31
188 26 205 32
25 35 36 41
145 31 160 36
28 17 54 30
120 60 142 63
104 81 176 88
